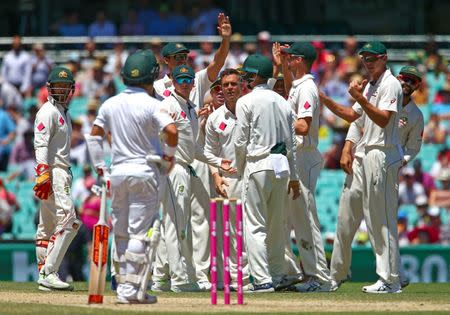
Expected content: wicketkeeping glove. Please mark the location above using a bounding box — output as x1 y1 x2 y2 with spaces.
33 164 52 200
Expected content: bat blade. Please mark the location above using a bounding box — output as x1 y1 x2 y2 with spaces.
88 223 109 304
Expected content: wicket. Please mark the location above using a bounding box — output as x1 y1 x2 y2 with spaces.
210 198 244 305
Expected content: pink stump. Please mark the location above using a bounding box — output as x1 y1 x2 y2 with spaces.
236 199 244 305
223 199 231 305
210 200 217 305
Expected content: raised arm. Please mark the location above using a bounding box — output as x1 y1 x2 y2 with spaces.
319 91 360 123
206 13 231 82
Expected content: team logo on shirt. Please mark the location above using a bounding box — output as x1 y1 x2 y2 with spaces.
163 90 171 97
36 122 45 131
178 185 185 194
59 116 65 126
219 121 227 131
180 111 187 119
303 101 311 110
390 98 397 104
300 239 312 250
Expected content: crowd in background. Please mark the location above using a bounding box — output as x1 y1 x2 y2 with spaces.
0 29 449 251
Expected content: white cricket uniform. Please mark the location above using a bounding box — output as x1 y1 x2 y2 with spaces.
153 69 214 285
286 74 331 285
34 98 79 275
204 103 249 286
235 84 298 285
157 92 219 287
352 68 404 285
94 87 173 299
331 97 424 283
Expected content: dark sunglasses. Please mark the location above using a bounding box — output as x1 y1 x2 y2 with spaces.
360 54 385 63
171 54 188 61
211 85 221 93
176 77 194 84
399 75 419 86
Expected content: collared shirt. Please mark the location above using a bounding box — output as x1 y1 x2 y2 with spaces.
1 49 31 92
34 98 72 168
154 68 212 109
160 92 218 166
398 99 424 163
204 103 237 171
288 74 320 149
94 87 173 167
352 68 403 148
234 84 298 180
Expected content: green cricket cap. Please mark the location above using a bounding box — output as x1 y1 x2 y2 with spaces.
162 43 190 57
172 65 195 79
358 41 387 55
241 54 273 78
399 66 422 81
283 42 317 62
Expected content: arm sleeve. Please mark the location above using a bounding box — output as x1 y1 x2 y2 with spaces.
195 69 213 108
151 103 175 133
204 116 223 167
378 80 401 112
234 99 250 174
345 116 364 144
34 109 55 165
297 89 314 119
93 103 109 133
403 112 424 163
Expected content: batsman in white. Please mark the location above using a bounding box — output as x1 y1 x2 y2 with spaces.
280 42 333 292
204 68 249 290
86 50 178 304
235 54 300 292
34 66 80 291
152 13 232 290
319 41 404 293
322 65 424 291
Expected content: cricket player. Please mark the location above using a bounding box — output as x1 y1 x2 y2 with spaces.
204 68 249 290
325 65 424 291
281 42 332 292
87 50 178 304
34 66 80 291
319 41 404 293
235 54 300 292
152 13 232 290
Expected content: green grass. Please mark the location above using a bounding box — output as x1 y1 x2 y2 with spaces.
0 282 449 314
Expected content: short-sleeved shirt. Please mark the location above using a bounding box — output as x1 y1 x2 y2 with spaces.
352 69 403 148
0 108 16 155
94 87 173 167
154 68 212 109
288 74 320 149
34 99 72 168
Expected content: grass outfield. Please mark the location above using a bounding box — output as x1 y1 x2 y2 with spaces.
0 282 449 314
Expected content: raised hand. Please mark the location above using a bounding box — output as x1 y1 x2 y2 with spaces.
272 42 282 66
217 13 232 39
348 79 367 100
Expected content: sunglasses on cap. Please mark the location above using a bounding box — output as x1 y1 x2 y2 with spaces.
171 54 188 61
360 54 385 63
398 74 420 86
175 77 194 84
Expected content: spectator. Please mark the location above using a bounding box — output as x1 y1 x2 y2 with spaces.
120 8 146 36
337 36 361 75
311 41 333 80
6 105 30 143
80 39 98 71
413 159 436 196
70 119 87 167
224 33 248 68
58 10 87 36
323 134 345 169
256 30 272 59
136 0 158 31
414 194 429 227
430 149 450 180
190 0 222 35
399 167 426 205
25 43 53 96
429 168 450 209
81 98 100 135
104 41 129 76
0 178 19 235
397 210 410 246
7 129 35 181
79 177 101 233
0 76 23 110
88 11 117 38
0 35 31 95
72 164 95 207
0 105 16 171
81 60 111 99
423 114 446 144
147 3 184 35
195 41 215 70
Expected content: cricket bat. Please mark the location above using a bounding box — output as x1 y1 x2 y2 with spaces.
88 182 109 304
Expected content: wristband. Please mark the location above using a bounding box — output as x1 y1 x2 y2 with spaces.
163 144 177 158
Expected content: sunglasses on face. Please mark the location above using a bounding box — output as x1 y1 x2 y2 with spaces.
172 54 188 61
211 85 221 93
360 54 385 63
399 75 419 86
176 77 194 84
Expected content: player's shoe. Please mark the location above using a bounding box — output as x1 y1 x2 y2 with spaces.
230 283 251 292
116 294 157 304
197 281 212 291
151 279 171 292
247 282 275 293
111 275 118 291
38 272 72 290
400 278 410 289
330 279 342 292
362 279 402 294
171 282 202 292
296 277 332 292
275 274 304 291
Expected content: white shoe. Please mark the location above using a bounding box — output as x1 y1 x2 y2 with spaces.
275 274 303 291
230 283 251 292
151 279 171 292
296 278 332 293
171 283 202 292
38 272 71 290
362 279 402 294
38 285 53 292
330 279 342 292
198 281 212 291
117 294 157 304
247 282 275 293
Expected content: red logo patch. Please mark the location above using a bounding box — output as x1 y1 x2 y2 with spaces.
219 122 227 131
304 101 311 110
59 117 65 126
180 111 187 119
37 122 45 131
163 90 171 97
